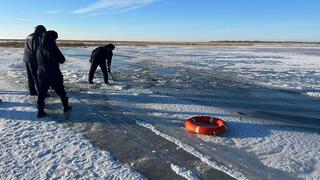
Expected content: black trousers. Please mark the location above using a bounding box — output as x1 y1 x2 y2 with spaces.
37 76 68 110
88 61 108 84
26 62 39 95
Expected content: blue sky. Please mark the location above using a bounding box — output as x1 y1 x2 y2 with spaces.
0 0 319 41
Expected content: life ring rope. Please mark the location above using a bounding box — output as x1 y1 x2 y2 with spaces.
185 116 227 135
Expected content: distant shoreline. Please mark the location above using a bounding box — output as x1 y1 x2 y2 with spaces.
1 39 320 48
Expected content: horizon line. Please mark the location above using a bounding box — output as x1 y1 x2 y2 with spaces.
1 39 320 43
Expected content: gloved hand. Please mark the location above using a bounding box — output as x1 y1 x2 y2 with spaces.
107 67 111 72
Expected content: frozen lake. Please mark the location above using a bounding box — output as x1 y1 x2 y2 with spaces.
1 45 320 179
61 45 320 126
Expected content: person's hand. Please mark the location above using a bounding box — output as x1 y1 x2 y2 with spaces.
107 67 111 72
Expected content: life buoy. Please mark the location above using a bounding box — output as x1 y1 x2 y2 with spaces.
185 116 227 135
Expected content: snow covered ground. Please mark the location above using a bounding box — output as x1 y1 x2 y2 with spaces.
0 45 320 179
0 49 145 179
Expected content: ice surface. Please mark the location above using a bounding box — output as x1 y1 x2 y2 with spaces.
116 45 320 94
138 121 249 180
0 49 145 179
1 45 320 179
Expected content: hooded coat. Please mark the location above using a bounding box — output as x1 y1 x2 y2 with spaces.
36 31 69 113
36 31 65 83
88 45 114 84
23 25 46 95
23 25 46 63
90 46 113 67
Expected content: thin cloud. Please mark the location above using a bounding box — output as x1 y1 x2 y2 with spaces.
72 0 158 14
0 15 43 23
88 5 142 16
44 10 65 14
15 17 41 23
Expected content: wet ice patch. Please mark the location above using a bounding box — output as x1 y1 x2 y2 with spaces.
117 45 320 96
137 121 249 180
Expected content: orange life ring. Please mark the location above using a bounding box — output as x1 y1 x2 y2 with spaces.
185 116 227 135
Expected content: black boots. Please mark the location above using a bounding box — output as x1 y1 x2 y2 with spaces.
64 106 72 112
62 98 72 112
37 109 47 118
37 98 71 118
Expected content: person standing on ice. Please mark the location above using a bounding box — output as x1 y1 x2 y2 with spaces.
36 31 72 118
88 44 115 84
23 25 46 96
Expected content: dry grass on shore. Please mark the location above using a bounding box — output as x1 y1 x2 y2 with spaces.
0 39 319 48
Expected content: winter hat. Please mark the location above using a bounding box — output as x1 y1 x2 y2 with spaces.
104 44 115 50
42 30 58 47
34 25 46 35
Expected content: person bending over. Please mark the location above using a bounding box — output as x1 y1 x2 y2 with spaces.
36 30 72 118
88 44 115 84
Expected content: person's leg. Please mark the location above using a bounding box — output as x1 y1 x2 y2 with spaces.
26 63 37 95
99 62 109 84
51 76 72 112
88 62 98 84
29 62 39 94
37 82 49 118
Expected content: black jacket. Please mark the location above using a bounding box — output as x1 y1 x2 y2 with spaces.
90 46 113 67
23 33 42 63
36 42 65 82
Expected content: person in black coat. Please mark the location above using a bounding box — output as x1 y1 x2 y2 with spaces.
23 25 46 95
88 44 115 84
36 30 71 118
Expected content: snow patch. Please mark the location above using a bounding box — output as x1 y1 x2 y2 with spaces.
170 163 200 180
304 92 320 99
